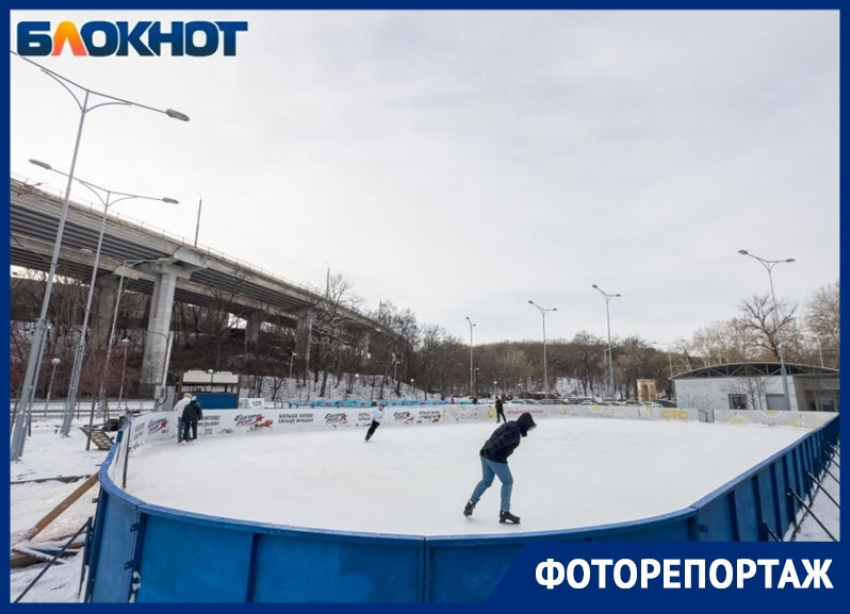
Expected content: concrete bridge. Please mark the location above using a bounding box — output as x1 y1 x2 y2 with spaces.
10 178 387 393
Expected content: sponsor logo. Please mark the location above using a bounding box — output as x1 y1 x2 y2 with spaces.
17 20 248 57
147 417 168 435
234 413 263 427
250 418 274 431
324 412 348 425
393 411 414 423
661 409 689 421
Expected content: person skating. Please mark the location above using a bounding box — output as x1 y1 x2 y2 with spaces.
364 403 385 442
495 395 506 423
181 396 203 444
173 392 192 443
463 412 536 524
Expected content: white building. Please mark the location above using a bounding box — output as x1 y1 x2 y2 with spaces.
672 362 839 413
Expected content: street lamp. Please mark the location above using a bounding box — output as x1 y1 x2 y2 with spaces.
194 193 203 247
738 249 795 410
288 351 297 393
391 353 401 397
207 368 215 391
410 378 415 401
528 300 557 402
650 341 675 382
465 317 476 397
31 159 178 438
10 52 189 461
117 338 130 404
592 285 620 402
43 357 61 417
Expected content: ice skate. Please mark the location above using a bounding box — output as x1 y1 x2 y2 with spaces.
463 500 476 517
499 511 520 524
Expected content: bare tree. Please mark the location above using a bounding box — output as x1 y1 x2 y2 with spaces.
738 294 797 362
805 280 839 368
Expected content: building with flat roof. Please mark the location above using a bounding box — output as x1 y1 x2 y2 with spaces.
672 362 839 413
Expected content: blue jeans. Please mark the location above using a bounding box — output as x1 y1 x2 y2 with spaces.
177 417 185 442
470 457 513 512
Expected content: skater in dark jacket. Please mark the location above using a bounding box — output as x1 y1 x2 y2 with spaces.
181 396 203 443
494 396 506 423
463 412 536 524
364 403 385 442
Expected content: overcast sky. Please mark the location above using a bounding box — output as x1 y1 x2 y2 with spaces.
9 10 839 345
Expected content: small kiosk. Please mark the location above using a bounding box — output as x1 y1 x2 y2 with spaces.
181 369 240 409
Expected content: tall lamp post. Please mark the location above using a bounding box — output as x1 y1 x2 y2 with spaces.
10 52 189 461
528 300 557 401
592 284 620 402
194 193 203 247
465 316 476 397
391 353 402 397
43 357 61 417
738 249 795 410
117 338 130 404
288 351 297 395
30 160 178 438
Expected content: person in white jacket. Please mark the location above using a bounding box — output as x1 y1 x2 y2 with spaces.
364 403 385 442
173 392 192 443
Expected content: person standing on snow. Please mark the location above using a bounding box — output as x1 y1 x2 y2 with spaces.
364 403 385 442
463 412 536 524
495 395 506 423
173 392 192 443
181 396 203 443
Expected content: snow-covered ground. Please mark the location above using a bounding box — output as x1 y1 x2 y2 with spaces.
9 414 840 602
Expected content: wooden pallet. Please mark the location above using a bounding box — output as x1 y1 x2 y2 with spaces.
80 427 114 451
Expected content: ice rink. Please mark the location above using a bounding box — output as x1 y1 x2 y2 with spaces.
122 416 809 536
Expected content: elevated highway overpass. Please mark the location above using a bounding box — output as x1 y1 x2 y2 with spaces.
10 177 388 392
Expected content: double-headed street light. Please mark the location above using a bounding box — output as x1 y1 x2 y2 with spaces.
465 317 476 396
10 52 189 461
738 249 795 410
592 284 620 402
31 160 178 438
528 300 557 401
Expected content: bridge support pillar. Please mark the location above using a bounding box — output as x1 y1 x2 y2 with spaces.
92 275 120 350
140 269 180 397
245 313 262 355
138 249 207 399
296 311 315 395
357 330 371 357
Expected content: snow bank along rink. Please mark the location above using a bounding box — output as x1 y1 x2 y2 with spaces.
123 415 809 536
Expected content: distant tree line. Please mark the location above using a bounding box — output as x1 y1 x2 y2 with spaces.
9 266 839 403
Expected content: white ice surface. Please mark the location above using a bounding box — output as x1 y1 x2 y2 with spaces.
9 416 838 602
125 417 806 536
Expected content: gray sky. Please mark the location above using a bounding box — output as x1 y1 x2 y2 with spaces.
10 10 839 345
